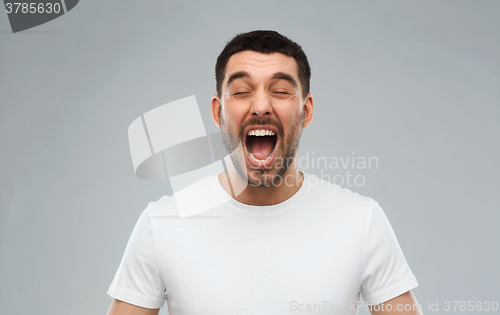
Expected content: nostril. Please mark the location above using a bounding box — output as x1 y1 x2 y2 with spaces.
253 111 270 116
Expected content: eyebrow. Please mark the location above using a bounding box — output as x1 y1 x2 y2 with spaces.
225 71 299 89
271 72 298 89
226 71 250 88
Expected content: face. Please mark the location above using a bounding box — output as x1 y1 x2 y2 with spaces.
212 51 313 187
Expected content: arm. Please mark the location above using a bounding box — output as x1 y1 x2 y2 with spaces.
370 290 423 315
107 208 167 311
106 299 160 315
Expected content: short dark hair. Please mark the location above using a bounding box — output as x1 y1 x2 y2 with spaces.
215 30 311 99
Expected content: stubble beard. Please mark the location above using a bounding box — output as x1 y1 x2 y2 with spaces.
219 110 305 188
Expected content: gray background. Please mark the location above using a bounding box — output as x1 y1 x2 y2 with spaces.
1 1 499 314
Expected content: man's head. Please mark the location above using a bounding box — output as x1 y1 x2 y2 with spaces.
215 30 311 100
211 30 314 187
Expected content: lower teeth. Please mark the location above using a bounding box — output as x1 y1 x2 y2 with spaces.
250 153 272 163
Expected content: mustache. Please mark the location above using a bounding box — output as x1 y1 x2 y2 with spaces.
239 118 284 138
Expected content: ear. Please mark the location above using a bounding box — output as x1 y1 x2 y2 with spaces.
211 94 222 128
302 93 314 128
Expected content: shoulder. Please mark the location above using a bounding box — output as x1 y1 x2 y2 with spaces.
144 194 178 217
303 172 378 219
304 172 375 206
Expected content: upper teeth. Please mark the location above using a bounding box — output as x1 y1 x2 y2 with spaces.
247 129 275 136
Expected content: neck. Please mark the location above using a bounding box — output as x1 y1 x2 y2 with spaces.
218 159 304 206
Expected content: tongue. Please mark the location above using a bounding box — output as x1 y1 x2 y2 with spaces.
251 137 274 160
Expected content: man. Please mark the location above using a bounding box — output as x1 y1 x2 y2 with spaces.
106 30 422 315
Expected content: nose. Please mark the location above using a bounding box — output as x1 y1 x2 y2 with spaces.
250 89 273 117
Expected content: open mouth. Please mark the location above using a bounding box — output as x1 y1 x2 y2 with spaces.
245 127 278 167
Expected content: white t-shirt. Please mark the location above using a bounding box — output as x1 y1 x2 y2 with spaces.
107 172 418 314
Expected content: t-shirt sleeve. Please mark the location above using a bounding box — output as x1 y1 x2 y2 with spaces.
107 207 166 309
359 199 419 305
